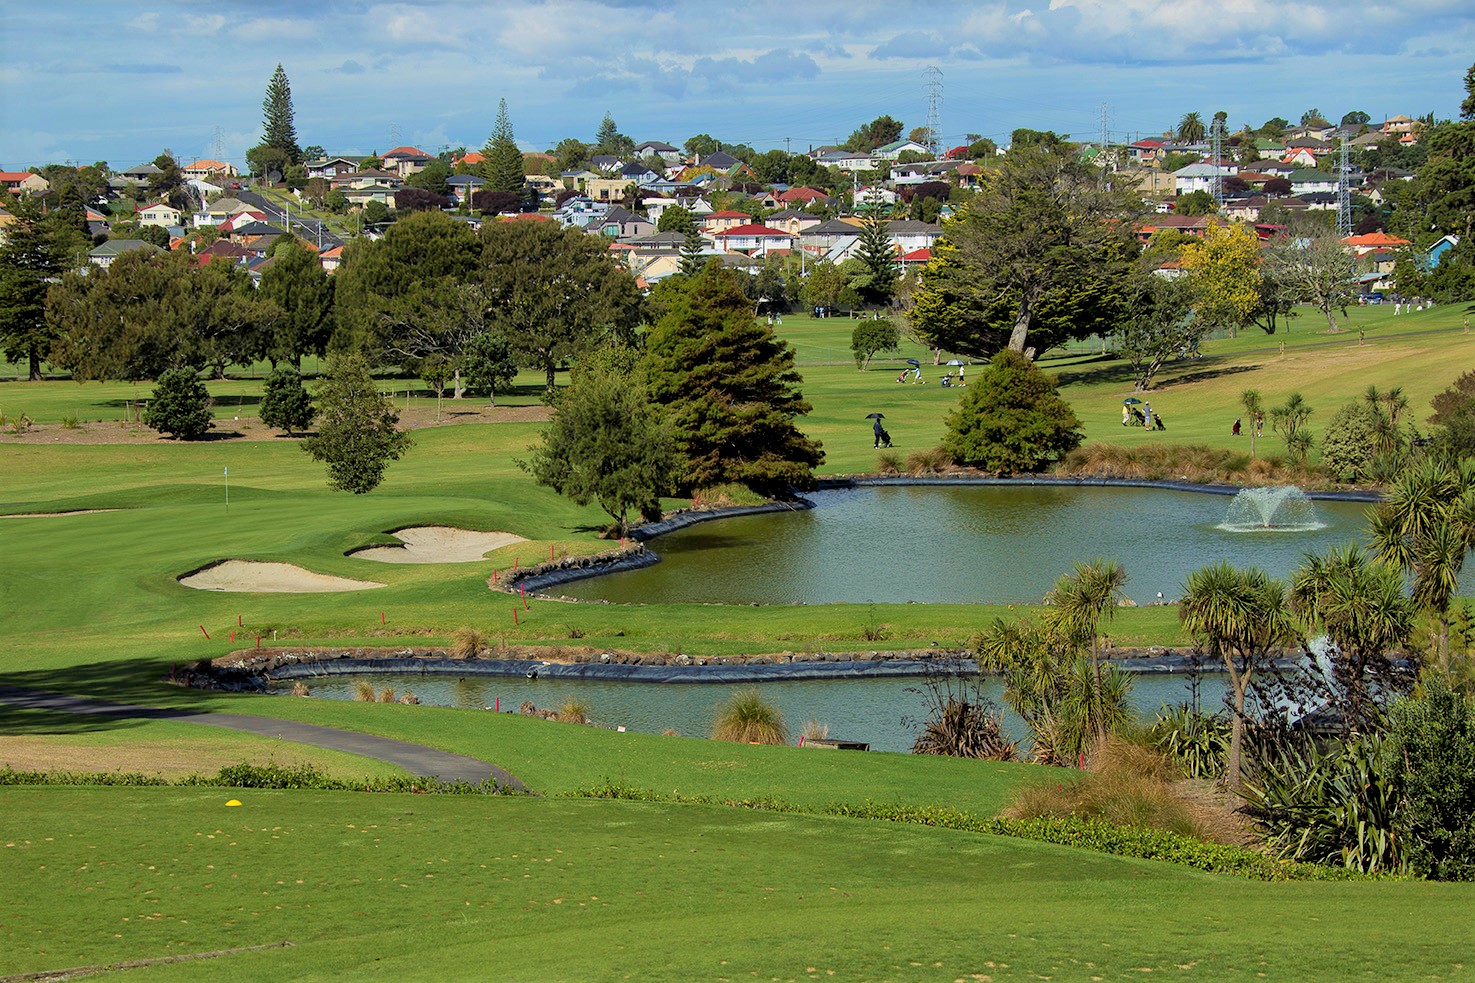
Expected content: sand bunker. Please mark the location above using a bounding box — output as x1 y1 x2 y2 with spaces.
351 526 526 564
181 561 385 593
1 509 122 518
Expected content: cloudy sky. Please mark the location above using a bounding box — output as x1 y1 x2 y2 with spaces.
3 0 1472 169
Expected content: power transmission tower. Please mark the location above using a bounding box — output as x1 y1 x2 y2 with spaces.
1098 103 1110 186
211 126 227 162
924 66 943 157
1211 127 1223 206
389 122 401 148
1336 141 1353 237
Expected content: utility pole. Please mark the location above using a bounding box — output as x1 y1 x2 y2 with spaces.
1336 140 1353 237
924 66 944 157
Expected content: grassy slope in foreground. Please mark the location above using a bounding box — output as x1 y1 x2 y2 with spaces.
3 787 1469 982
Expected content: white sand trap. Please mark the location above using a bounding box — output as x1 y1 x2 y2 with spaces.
181 561 385 593
351 526 526 564
1 509 122 519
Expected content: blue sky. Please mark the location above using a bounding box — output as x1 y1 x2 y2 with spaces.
3 0 1472 169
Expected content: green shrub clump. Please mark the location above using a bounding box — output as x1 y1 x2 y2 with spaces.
942 350 1082 473
143 367 213 440
1319 401 1380 483
259 366 316 435
1386 676 1475 880
711 688 788 745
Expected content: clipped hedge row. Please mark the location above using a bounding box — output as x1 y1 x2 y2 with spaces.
572 780 1381 882
0 762 519 796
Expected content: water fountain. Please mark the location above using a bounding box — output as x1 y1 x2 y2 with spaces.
1218 486 1325 532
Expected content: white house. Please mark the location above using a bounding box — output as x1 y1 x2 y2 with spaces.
1289 170 1338 195
814 150 876 172
711 223 796 255
873 139 932 161
1173 162 1239 196
138 202 183 228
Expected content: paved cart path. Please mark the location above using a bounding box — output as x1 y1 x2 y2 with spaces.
0 687 524 791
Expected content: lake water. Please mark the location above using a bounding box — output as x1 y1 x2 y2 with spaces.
279 668 1235 754
557 485 1371 605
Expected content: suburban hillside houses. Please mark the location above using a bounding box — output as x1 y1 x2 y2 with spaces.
1 101 1448 307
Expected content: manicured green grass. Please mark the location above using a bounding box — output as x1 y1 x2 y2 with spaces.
3 787 1469 980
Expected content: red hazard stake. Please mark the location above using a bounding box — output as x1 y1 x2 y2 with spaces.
513 606 519 626
495 697 500 712
198 625 210 640
491 569 498 584
237 615 242 627
550 544 555 562
381 612 386 625
230 630 235 642
514 556 519 570
520 583 527 609
255 636 261 649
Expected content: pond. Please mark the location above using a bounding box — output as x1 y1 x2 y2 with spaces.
557 484 1373 606
275 668 1237 754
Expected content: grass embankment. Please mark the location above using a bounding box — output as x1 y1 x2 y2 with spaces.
4 786 1471 980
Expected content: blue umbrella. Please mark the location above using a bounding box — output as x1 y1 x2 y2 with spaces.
905 358 921 366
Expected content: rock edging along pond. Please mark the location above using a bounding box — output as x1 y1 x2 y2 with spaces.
504 476 1380 600
201 645 1276 691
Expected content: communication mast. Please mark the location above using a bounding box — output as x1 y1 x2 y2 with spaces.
1336 141 1353 237
1211 127 1224 206
924 66 943 157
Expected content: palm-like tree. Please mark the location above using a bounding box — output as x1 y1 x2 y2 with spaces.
1289 545 1415 730
1177 112 1207 144
1179 562 1297 790
1045 559 1128 739
1371 458 1475 670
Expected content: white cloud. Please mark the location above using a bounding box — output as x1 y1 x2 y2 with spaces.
232 17 317 43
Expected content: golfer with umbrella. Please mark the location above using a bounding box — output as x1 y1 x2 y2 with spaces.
906 358 923 383
867 412 892 448
947 359 966 385
1123 396 1143 426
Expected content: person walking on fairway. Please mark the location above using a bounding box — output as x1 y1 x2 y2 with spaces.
873 416 886 448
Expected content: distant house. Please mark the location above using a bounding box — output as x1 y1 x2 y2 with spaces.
814 150 875 172
1172 162 1238 196
88 238 161 269
446 174 485 206
701 210 755 234
582 177 633 202
633 141 683 164
710 223 796 255
763 209 823 236
1341 231 1412 256
553 195 609 229
381 146 435 178
619 162 662 186
589 155 623 173
1289 170 1338 195
137 202 182 228
775 186 831 207
873 139 932 161
594 206 656 240
890 160 958 185
885 220 942 254
1135 214 1228 241
318 244 345 273
0 171 50 195
1281 147 1320 169
1381 115 1415 136
183 159 238 180
306 156 366 180
1126 139 1167 165
1424 233 1461 269
855 186 898 209
899 247 932 268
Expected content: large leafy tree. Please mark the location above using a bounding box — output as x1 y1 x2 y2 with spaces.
258 239 334 368
0 193 85 379
941 349 1083 472
1261 232 1357 333
1112 274 1200 391
593 113 634 158
462 332 518 406
1180 222 1263 336
644 264 823 497
521 344 679 537
259 365 316 435
483 99 526 196
844 115 903 153
479 218 642 394
908 143 1139 358
1179 562 1298 790
302 354 412 494
333 210 482 357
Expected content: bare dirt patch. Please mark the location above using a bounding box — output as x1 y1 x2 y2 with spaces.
351 526 526 564
0 737 353 780
180 560 384 593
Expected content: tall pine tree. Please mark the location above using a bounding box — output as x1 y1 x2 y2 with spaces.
0 194 81 380
483 99 526 196
262 64 302 162
851 212 900 308
644 264 823 498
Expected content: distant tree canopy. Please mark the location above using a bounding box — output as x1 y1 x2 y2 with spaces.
845 115 904 153
247 64 302 176
302 354 412 494
484 99 526 195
